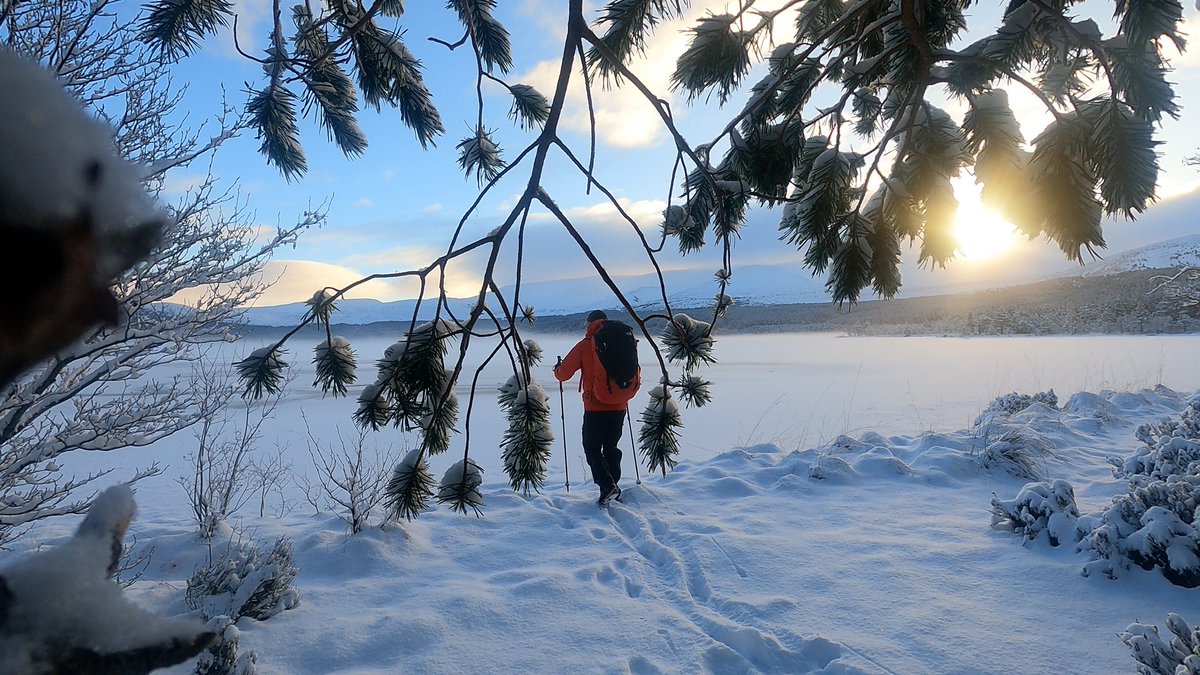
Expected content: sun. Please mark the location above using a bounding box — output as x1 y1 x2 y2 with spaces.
951 176 1018 261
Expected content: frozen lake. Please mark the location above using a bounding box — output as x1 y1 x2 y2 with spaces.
91 330 1200 509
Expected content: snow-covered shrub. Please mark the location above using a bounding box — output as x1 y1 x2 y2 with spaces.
195 616 258 675
971 391 1060 479
1081 399 1200 587
990 480 1080 547
1117 397 1200 482
1081 479 1200 587
186 537 300 622
300 423 396 534
1122 613 1200 675
977 429 1056 480
974 390 1059 425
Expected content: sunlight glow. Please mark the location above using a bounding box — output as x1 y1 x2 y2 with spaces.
952 176 1018 261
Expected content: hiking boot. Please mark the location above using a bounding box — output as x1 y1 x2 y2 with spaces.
599 484 621 506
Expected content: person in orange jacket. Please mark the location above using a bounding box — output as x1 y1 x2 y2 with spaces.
553 310 633 505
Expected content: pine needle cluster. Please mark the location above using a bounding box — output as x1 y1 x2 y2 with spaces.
438 458 484 515
615 0 1181 303
385 447 435 522
638 385 682 476
500 380 554 495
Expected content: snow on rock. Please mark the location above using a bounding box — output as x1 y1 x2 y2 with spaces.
0 485 213 673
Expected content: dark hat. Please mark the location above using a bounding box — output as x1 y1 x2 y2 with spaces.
586 309 607 323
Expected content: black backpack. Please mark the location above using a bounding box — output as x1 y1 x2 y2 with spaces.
593 320 639 391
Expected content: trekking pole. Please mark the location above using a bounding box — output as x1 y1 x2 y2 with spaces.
557 357 570 492
626 408 641 485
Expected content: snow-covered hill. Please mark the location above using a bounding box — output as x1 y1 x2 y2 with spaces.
240 264 834 326
1059 233 1200 278
238 235 1200 327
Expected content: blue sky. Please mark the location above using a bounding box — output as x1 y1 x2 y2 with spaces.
170 0 1200 306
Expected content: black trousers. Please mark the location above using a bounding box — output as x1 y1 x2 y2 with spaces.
582 410 624 496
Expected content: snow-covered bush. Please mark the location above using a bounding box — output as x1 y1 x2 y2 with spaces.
195 616 258 675
1118 397 1200 482
1081 399 1200 587
1081 478 1200 587
186 537 301 623
974 390 1059 425
970 391 1060 479
300 423 397 534
977 429 1056 480
1122 613 1200 675
183 362 293 538
990 479 1080 547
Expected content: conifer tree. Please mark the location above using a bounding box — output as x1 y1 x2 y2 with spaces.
146 0 1182 515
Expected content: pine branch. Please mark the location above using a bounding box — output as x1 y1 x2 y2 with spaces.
1105 37 1179 122
419 387 459 455
677 374 712 408
586 0 685 81
507 84 551 130
448 0 513 74
139 0 233 59
826 213 874 304
456 126 505 186
638 386 681 477
1092 98 1158 217
235 346 288 399
247 29 307 180
500 382 554 495
672 14 754 104
313 337 357 397
1029 113 1105 261
385 448 434 521
661 313 716 372
437 459 483 515
353 383 391 430
351 23 445 147
292 7 368 157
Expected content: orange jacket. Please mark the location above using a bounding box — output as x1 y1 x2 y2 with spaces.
554 319 631 412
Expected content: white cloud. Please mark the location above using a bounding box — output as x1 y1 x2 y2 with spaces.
340 244 445 270
423 203 444 213
513 1 805 148
557 197 668 228
1166 15 1200 70
352 198 374 208
251 260 398 305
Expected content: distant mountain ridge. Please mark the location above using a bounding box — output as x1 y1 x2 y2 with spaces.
1058 233 1200 278
240 234 1200 327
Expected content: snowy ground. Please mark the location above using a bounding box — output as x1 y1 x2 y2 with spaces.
7 333 1200 673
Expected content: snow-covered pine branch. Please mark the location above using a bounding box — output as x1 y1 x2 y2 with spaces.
500 381 554 495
